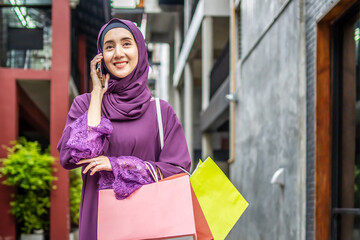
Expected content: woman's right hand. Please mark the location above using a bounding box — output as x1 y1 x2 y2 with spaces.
90 53 110 94
87 54 110 126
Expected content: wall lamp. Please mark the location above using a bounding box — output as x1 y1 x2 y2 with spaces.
225 93 238 103
270 168 285 188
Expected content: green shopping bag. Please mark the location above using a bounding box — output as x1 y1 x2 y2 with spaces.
190 157 248 240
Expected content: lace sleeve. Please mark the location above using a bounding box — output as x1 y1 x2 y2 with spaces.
99 156 155 200
66 111 113 163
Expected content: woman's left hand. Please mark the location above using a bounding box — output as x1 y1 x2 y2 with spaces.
76 156 112 176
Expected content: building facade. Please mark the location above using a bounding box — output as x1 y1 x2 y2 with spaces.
229 0 307 239
0 0 111 239
170 0 360 239
1 0 359 239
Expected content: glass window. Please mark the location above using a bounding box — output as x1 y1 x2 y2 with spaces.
0 0 51 5
0 0 52 69
331 3 360 240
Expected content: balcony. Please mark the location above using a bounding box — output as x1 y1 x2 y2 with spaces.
173 0 229 87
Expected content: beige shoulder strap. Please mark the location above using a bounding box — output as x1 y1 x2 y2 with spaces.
155 98 164 150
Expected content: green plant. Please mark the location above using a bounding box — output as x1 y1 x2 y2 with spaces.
69 167 82 228
355 164 360 205
0 137 56 234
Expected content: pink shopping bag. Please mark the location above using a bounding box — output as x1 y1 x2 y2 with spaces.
161 173 213 240
97 174 197 240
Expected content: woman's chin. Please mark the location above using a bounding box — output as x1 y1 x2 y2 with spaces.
110 67 134 79
112 71 130 79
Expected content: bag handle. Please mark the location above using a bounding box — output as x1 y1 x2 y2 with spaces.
144 161 159 182
154 98 165 179
177 166 191 176
155 98 191 176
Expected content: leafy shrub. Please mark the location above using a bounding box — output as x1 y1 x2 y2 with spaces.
69 167 82 228
0 138 56 234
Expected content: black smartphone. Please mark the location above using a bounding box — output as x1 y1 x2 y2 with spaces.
97 62 105 88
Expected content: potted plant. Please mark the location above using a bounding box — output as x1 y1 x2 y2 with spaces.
0 137 56 240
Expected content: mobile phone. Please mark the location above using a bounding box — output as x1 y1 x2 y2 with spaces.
97 62 105 88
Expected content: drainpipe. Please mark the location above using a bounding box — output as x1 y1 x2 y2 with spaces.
228 0 236 164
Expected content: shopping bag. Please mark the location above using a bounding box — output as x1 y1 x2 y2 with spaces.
164 174 214 240
98 172 197 240
190 185 214 240
190 157 248 240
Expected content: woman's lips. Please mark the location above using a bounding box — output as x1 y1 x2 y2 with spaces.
114 62 127 69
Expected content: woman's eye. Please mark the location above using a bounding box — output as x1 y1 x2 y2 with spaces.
124 42 131 47
105 45 113 50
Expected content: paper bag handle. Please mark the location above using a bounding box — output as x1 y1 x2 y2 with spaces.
144 161 159 182
177 166 191 176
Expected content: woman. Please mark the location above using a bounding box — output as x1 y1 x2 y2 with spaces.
57 18 191 240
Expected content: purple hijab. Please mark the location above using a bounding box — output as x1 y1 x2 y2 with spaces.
98 19 151 120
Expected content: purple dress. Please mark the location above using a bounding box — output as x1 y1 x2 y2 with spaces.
57 94 191 239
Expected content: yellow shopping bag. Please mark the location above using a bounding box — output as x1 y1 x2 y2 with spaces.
190 157 248 240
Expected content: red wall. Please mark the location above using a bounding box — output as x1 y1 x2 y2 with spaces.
0 1 71 239
0 68 19 240
50 0 71 239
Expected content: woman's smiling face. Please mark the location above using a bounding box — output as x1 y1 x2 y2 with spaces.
102 27 139 78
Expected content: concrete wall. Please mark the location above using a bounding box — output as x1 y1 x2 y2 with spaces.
241 0 283 55
204 0 230 16
228 0 306 239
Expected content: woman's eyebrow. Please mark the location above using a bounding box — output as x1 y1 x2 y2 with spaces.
103 40 114 45
120 37 133 41
104 37 133 45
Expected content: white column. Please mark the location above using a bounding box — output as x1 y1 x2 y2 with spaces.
201 16 213 159
201 16 213 111
184 62 194 163
172 14 182 116
173 86 182 121
202 133 212 160
159 44 169 101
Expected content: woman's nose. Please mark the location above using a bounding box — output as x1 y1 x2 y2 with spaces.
114 45 124 57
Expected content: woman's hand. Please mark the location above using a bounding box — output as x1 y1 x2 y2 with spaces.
88 54 110 126
90 53 110 94
76 156 112 176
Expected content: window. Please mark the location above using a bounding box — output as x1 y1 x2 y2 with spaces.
331 3 360 240
0 0 52 69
